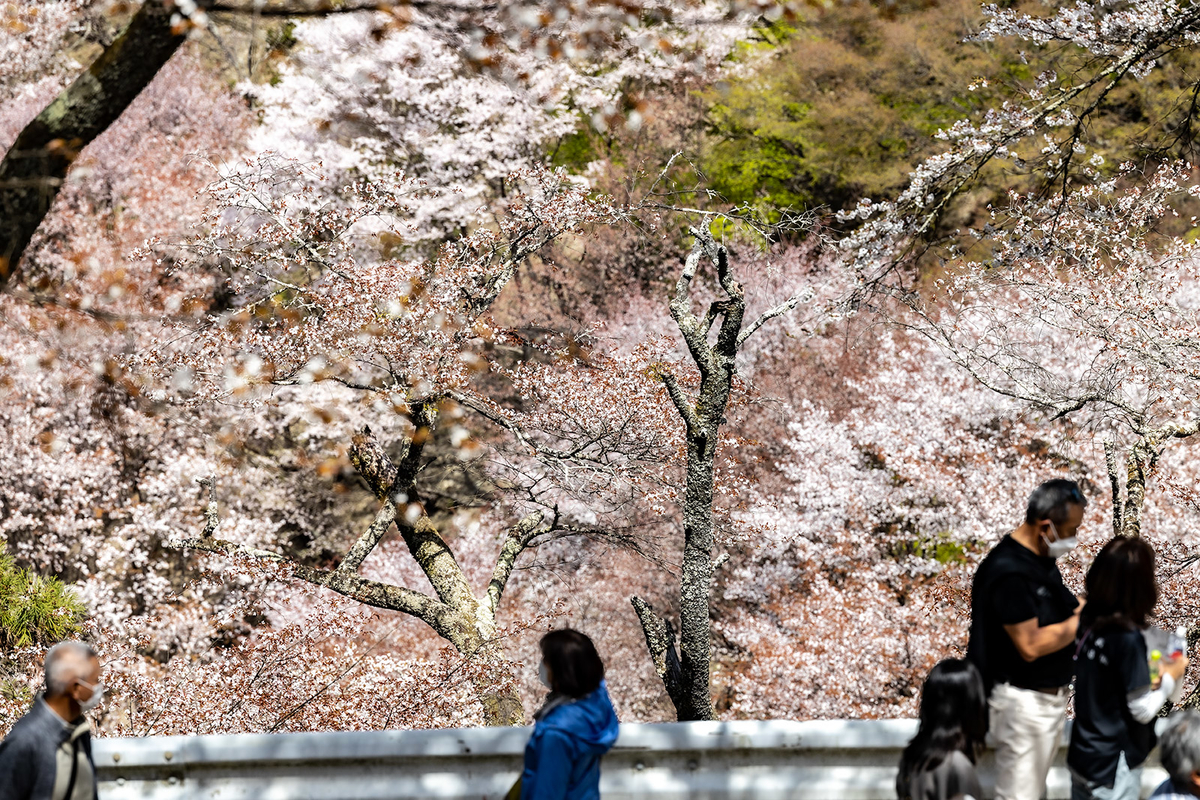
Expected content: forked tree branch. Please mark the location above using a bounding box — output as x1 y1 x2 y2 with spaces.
173 529 469 633
485 511 546 618
661 371 700 433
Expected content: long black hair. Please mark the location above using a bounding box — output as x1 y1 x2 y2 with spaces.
1080 535 1158 634
896 659 988 800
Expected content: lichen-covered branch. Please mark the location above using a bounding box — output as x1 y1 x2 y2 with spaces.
738 291 808 347
661 371 701 434
631 596 686 712
346 423 476 610
348 426 400 500
1122 439 1158 537
392 401 437 494
338 503 398 575
485 511 546 619
1105 440 1124 538
198 476 221 538
670 237 713 379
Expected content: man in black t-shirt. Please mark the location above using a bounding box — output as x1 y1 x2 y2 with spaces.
967 479 1088 800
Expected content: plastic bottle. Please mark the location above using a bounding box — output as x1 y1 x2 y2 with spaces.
1169 626 1188 660
1150 650 1163 684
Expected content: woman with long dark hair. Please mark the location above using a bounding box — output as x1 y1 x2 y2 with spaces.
1069 536 1189 800
517 629 619 800
897 659 988 800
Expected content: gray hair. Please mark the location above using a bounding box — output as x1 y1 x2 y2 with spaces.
1161 710 1200 786
44 641 98 697
1025 479 1087 526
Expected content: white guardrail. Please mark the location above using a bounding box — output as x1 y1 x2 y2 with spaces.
93 719 1171 800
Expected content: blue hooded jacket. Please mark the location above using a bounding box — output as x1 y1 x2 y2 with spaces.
520 681 619 800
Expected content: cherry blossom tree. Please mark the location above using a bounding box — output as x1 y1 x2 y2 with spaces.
125 154 708 724
904 164 1199 531
1 0 791 733
810 0 1200 710
237 8 750 245
883 161 1200 702
718 323 1096 718
0 0 768 282
837 0 1200 282
628 221 820 721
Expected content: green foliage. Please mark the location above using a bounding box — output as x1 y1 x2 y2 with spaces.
891 532 972 565
699 0 1200 234
550 128 600 171
702 0 1012 223
0 678 32 707
266 20 299 53
919 536 970 565
0 556 86 649
729 17 802 60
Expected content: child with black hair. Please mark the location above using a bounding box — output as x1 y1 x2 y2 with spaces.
897 659 987 800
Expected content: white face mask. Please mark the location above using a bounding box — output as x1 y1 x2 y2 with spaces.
537 661 551 689
1042 521 1078 559
77 679 105 714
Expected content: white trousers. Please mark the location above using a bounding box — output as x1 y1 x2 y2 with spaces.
989 682 1070 800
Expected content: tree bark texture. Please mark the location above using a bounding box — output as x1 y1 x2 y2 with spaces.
633 226 746 722
1109 420 1198 539
0 0 186 283
178 423 545 726
1103 425 1200 709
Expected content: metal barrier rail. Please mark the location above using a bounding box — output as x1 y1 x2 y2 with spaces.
93 719 1170 799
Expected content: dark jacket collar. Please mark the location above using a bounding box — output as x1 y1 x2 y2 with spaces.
28 695 79 745
0 694 98 800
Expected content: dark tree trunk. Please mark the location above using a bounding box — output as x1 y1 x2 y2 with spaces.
633 226 746 721
0 0 185 282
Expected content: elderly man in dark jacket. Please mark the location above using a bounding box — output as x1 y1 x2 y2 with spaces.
0 642 104 800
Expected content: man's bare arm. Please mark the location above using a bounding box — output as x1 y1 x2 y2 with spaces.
1004 604 1082 663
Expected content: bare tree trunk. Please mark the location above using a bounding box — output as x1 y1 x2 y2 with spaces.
676 439 720 719
632 226 746 722
1121 438 1158 537
1104 440 1124 537
0 0 185 283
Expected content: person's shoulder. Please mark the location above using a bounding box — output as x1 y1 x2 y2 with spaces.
976 539 1031 583
0 711 43 755
1097 625 1144 650
530 721 577 752
534 699 580 731
941 750 982 797
1148 777 1192 799
938 750 977 777
980 536 1026 566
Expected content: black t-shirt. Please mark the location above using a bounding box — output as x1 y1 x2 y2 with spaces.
1068 627 1156 786
967 535 1079 692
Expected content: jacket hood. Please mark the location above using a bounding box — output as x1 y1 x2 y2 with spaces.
539 681 619 755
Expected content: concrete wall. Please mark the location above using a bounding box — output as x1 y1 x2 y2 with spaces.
92 719 1171 799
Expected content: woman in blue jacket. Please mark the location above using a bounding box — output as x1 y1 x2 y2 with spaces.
521 629 619 800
